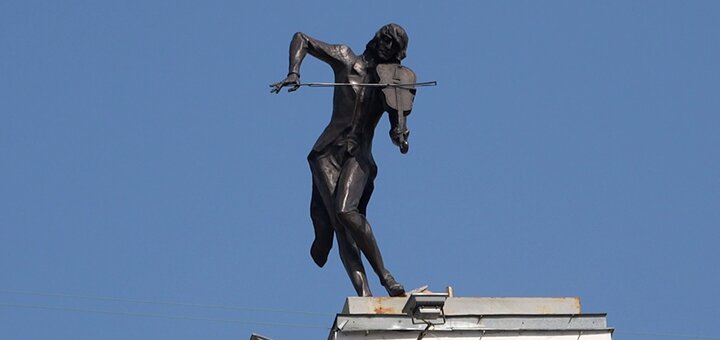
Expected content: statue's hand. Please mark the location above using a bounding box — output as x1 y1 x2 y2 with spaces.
390 128 410 153
270 73 300 94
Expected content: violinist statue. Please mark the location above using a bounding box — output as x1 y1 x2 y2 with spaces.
271 24 423 297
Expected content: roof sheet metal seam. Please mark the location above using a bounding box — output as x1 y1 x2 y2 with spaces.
335 313 608 317
334 315 609 331
335 329 615 332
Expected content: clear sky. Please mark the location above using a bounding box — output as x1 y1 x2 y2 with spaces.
1 1 718 339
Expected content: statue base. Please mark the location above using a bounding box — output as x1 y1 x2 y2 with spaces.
329 294 612 340
342 296 582 315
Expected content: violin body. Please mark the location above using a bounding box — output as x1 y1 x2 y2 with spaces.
376 64 417 153
376 64 417 114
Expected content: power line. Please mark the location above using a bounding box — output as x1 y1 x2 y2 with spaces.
0 303 328 329
0 289 333 317
614 330 720 340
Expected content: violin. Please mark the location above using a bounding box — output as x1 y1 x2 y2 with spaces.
376 63 417 154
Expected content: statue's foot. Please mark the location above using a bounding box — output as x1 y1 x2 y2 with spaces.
386 282 406 297
310 240 329 268
382 273 406 297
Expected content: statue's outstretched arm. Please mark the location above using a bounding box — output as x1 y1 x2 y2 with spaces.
271 32 353 94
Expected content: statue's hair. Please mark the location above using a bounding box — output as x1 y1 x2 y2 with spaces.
366 23 408 63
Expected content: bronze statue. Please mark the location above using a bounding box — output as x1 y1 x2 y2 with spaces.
271 24 427 297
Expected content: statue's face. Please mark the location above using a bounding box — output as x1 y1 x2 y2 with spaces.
366 24 407 63
374 33 399 62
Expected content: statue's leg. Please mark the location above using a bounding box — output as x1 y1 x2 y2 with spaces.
308 151 372 296
309 184 333 267
335 228 372 296
334 157 406 297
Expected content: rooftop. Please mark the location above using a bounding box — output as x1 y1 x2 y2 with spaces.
329 294 613 340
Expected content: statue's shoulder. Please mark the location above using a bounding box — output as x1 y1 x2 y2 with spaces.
335 44 357 60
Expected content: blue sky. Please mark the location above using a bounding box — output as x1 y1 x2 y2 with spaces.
1 1 718 339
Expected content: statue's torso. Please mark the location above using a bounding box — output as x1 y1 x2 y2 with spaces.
312 55 385 153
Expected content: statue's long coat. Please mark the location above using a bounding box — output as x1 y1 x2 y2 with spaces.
307 79 381 268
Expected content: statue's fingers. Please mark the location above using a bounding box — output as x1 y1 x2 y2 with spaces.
270 79 288 93
271 82 285 94
288 84 300 92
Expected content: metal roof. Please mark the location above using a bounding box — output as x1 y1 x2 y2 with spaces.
328 296 613 340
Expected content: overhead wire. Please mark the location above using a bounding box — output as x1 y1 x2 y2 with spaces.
0 303 328 329
0 289 333 317
613 330 720 339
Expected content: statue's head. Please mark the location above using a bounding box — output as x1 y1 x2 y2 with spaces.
366 23 408 63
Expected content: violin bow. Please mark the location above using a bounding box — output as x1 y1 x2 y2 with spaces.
295 81 437 88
